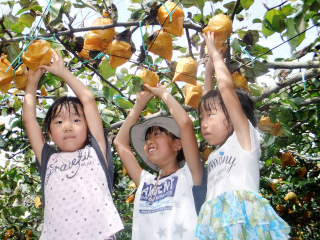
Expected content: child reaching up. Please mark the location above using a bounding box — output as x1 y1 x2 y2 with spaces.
114 84 207 240
195 32 290 239
23 49 123 239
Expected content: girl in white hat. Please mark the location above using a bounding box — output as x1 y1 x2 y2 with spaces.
114 83 206 240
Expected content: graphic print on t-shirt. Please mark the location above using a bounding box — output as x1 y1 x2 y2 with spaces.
139 176 178 214
45 147 94 185
207 151 237 186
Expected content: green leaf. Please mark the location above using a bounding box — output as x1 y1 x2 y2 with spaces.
0 136 7 148
196 0 205 14
249 83 262 96
89 86 104 98
11 206 26 216
240 0 254 10
264 134 276 146
181 0 197 8
103 86 117 104
129 76 143 94
62 1 72 13
17 1 42 15
11 22 25 34
252 18 262 24
50 0 64 22
272 14 285 33
19 13 35 28
146 98 158 113
266 159 273 167
99 59 116 80
242 61 269 78
231 38 242 52
280 4 295 16
269 107 279 124
115 97 133 109
286 18 303 52
2 108 8 117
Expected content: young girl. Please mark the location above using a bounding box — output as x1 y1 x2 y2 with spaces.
114 83 207 240
195 32 290 239
22 49 123 239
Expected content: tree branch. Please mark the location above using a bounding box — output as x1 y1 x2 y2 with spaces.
185 28 194 59
263 1 288 11
299 97 320 106
2 21 203 43
230 0 241 22
288 150 320 161
253 68 320 102
105 106 195 132
266 61 320 69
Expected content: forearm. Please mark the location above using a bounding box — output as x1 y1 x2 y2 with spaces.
23 82 38 122
159 91 192 129
204 59 215 95
210 52 234 91
114 101 147 147
56 68 95 103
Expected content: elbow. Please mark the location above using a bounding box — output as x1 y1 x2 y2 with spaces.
113 136 120 148
218 82 235 93
81 90 96 103
180 115 193 130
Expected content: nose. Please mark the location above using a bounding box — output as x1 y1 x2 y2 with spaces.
63 121 73 132
201 118 207 129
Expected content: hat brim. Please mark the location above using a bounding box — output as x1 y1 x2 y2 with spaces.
129 116 180 172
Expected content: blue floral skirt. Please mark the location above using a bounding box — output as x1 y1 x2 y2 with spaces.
195 190 290 240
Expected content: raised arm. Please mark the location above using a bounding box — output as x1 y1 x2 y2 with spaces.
113 91 154 186
203 57 215 95
203 32 252 151
39 50 107 158
144 84 203 186
22 69 46 164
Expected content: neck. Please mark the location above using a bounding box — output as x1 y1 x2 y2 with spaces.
159 161 179 177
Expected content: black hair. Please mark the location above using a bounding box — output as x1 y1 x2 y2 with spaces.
145 126 185 163
198 88 256 141
44 96 85 133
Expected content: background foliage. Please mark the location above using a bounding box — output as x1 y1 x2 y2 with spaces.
0 0 320 239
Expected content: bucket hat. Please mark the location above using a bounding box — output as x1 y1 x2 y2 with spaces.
129 116 180 172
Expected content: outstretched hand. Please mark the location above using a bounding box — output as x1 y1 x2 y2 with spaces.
136 88 154 105
27 68 45 85
39 49 66 77
143 83 169 99
203 32 219 59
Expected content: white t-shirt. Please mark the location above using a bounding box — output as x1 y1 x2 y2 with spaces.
40 143 123 240
206 121 261 200
132 163 198 240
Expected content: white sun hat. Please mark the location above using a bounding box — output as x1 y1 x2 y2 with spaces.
129 116 180 172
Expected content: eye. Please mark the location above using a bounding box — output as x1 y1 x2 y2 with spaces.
55 120 62 124
154 130 162 136
209 112 215 117
74 119 80 122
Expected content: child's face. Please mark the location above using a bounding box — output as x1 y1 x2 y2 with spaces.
199 102 230 147
49 105 88 152
144 127 180 168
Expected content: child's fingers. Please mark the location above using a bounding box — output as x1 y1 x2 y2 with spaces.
51 49 58 60
54 49 62 61
38 65 50 71
143 84 152 91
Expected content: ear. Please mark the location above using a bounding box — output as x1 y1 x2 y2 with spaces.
48 131 53 141
173 139 182 151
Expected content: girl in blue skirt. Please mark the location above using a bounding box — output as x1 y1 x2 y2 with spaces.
195 32 290 240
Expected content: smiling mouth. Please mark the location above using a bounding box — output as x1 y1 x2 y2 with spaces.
149 147 157 153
